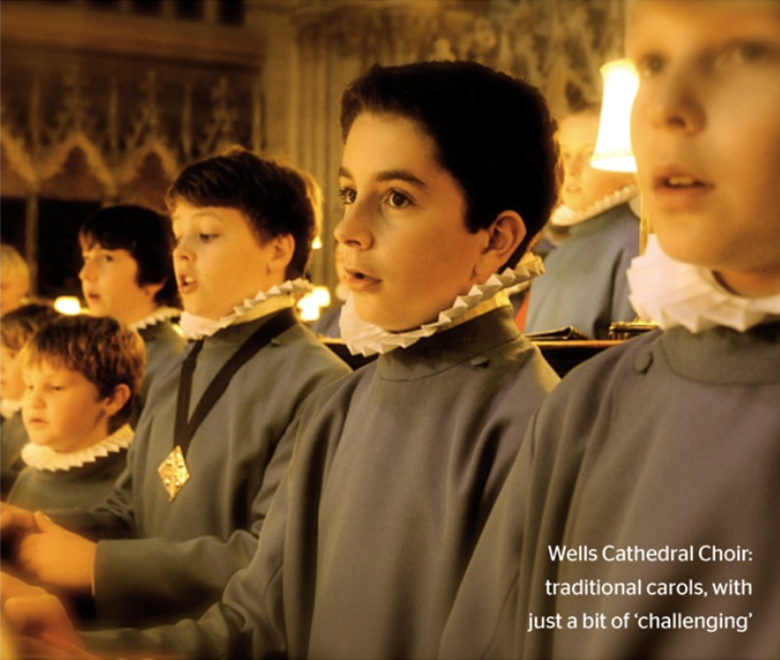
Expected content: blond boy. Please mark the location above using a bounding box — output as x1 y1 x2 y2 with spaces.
6 314 144 512
1 303 61 496
442 2 780 658
0 244 31 317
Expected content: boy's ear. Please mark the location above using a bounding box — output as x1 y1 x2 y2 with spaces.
267 234 296 275
142 281 164 300
474 211 527 281
102 383 131 419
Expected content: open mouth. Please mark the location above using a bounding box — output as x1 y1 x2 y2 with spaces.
345 268 380 290
659 176 706 190
178 275 196 292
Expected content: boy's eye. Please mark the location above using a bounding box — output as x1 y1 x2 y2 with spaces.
338 187 357 205
634 53 665 78
722 41 775 66
386 190 411 209
199 233 218 243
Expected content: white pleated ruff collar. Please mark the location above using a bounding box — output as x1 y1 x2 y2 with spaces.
129 306 181 331
178 279 311 340
628 235 780 333
21 424 134 473
340 252 544 357
1 397 22 420
551 185 639 227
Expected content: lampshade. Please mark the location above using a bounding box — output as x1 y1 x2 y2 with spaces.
54 295 83 315
591 58 639 173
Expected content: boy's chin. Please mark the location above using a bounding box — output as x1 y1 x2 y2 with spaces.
182 304 229 321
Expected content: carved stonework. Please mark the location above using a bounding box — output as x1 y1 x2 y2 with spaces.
293 0 626 114
1 0 628 296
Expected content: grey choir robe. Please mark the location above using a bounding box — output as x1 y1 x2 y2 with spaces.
130 318 186 429
1 411 27 497
47 312 350 628
6 449 128 511
440 322 780 660
525 203 639 339
82 304 559 659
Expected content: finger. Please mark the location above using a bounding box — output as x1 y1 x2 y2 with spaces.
33 510 60 533
0 503 36 532
40 632 99 659
16 533 43 572
3 593 79 643
16 636 92 660
0 572 47 604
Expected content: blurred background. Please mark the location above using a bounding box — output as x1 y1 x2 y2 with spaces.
1 0 628 305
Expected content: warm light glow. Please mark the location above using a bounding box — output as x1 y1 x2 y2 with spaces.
591 58 639 173
312 235 323 250
296 286 332 321
297 296 321 322
54 296 83 315
311 286 331 308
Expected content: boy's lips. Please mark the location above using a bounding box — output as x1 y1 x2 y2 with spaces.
649 165 713 210
344 267 381 292
178 274 197 294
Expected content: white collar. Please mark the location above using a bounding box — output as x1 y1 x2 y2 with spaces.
179 279 311 340
21 424 134 473
628 235 780 333
1 397 22 420
340 252 543 357
551 185 639 227
129 306 181 331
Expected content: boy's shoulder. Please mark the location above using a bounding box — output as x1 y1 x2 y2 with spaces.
537 321 780 430
273 321 352 376
546 328 660 401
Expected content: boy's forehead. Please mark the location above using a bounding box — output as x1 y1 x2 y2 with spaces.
559 114 599 142
23 355 68 373
172 204 233 223
340 113 444 184
79 234 105 251
629 0 780 34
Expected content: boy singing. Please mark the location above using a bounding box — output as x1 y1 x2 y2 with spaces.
442 2 780 658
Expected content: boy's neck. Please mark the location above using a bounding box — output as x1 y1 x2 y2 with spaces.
118 300 161 327
715 270 780 298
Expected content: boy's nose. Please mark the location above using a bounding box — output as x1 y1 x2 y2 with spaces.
24 387 43 408
334 206 374 250
79 260 94 281
173 237 193 261
565 161 581 178
642 67 704 135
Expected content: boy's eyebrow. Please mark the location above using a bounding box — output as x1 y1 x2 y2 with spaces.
172 209 226 223
339 166 428 190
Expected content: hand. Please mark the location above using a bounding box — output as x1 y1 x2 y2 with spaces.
1 571 87 657
0 501 38 534
17 512 97 592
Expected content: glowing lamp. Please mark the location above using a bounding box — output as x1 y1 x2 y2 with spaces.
591 58 639 173
54 296 83 315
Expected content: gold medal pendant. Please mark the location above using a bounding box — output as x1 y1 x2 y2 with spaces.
158 446 190 501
